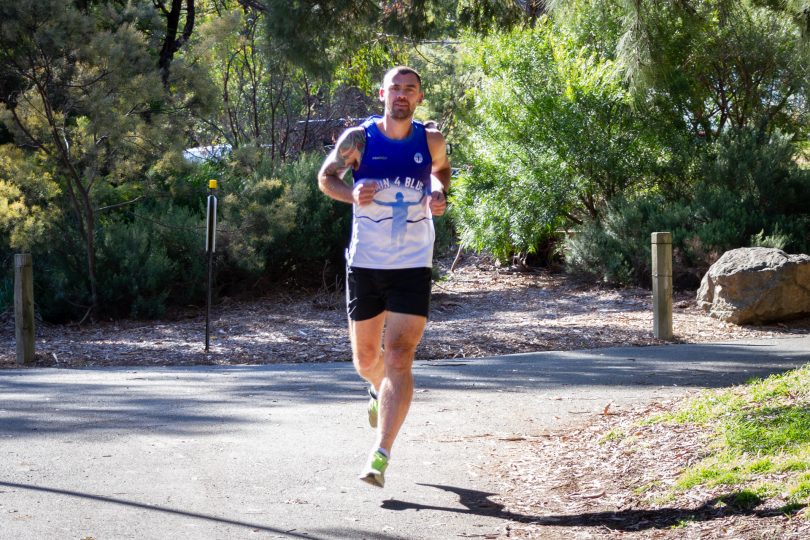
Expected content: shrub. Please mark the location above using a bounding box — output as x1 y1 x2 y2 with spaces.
565 195 693 286
93 200 209 319
269 151 352 284
0 256 11 314
213 151 352 288
565 129 810 288
750 228 790 250
692 128 810 253
96 216 177 319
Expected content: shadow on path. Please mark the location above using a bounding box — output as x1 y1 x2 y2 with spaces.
0 481 403 540
382 484 803 532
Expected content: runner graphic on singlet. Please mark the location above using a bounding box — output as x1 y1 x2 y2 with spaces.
372 192 425 245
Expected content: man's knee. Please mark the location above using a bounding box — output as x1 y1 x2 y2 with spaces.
353 346 382 372
384 344 416 373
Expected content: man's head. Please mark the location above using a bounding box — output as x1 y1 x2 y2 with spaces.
380 66 423 121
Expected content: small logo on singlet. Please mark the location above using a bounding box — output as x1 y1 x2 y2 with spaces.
371 156 388 160
414 152 423 164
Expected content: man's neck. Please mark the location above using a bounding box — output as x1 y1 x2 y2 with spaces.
378 114 413 140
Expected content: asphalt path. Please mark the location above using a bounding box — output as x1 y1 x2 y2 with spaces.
2 335 809 539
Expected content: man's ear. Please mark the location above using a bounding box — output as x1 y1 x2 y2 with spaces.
379 87 385 101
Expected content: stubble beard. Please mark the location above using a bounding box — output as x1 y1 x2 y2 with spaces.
388 100 414 120
389 107 413 120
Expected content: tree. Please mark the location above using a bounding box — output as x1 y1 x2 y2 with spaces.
0 146 61 253
190 2 317 158
452 20 664 262
0 1 211 318
259 1 540 77
569 0 810 141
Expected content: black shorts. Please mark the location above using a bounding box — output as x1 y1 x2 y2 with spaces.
346 266 432 321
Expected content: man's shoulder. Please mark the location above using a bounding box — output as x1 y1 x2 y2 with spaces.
424 127 446 148
336 125 367 146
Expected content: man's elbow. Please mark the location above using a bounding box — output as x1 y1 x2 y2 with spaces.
317 173 329 194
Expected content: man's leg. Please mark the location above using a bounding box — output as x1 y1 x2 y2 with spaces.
349 313 386 391
375 311 427 453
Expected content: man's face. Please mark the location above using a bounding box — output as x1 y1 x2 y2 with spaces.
380 72 423 120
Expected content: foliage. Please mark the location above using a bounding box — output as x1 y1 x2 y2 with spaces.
565 195 693 286
608 0 810 141
453 0 810 275
750 229 790 250
96 215 178 319
0 0 214 316
691 128 810 254
0 145 61 252
453 21 664 262
190 4 317 158
565 127 810 286
2 0 808 318
216 151 351 286
260 0 534 78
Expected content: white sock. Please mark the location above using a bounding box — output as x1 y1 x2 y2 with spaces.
377 447 390 458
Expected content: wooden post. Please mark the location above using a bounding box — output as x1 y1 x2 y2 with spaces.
14 253 35 364
651 232 673 340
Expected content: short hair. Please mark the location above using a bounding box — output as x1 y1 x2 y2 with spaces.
382 66 422 88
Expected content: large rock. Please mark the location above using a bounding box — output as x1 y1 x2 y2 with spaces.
697 247 810 324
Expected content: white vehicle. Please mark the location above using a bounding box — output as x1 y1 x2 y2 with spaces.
182 144 232 163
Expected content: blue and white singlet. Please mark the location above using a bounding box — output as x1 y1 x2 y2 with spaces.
347 116 434 269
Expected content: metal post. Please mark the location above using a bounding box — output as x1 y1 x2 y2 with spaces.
651 232 673 340
14 253 35 364
205 179 218 352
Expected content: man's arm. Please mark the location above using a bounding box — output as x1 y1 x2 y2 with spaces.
426 127 451 216
318 127 374 205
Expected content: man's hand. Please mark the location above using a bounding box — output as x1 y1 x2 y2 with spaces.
429 190 446 216
353 181 377 206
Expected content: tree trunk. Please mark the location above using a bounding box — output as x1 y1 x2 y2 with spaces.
158 0 195 86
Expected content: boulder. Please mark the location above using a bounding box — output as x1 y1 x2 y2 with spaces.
697 247 810 324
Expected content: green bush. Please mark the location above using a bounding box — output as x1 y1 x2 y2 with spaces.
565 196 693 286
96 216 177 319
213 151 351 288
25 200 207 321
269 152 352 283
94 200 209 319
30 219 95 322
565 128 810 287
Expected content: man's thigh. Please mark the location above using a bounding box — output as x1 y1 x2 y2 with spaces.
349 312 386 357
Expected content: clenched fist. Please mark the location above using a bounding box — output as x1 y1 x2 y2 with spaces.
353 181 376 206
429 190 446 216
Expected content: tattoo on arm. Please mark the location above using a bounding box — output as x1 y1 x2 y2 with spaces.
323 129 366 178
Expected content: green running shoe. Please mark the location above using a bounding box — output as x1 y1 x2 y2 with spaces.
359 450 389 488
367 387 379 429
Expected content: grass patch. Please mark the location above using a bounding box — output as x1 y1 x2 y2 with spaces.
723 406 810 453
719 489 765 510
598 428 626 444
644 364 810 510
633 480 661 495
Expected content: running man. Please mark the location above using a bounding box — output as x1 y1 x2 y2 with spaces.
317 66 451 488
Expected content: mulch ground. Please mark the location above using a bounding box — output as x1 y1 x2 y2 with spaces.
490 398 810 539
2 254 808 369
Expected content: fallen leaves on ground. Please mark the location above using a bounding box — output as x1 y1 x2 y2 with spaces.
492 400 810 539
